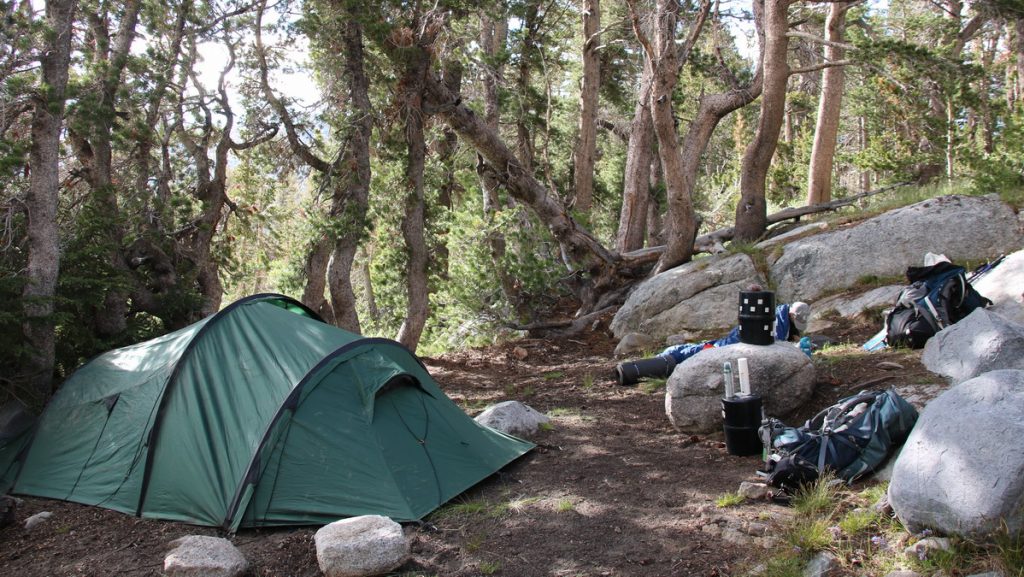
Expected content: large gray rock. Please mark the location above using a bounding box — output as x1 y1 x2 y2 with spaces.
972 249 1024 325
611 253 763 341
921 309 1024 384
315 515 410 577
474 401 549 437
755 222 830 249
163 536 248 577
888 370 1024 539
772 195 1022 302
805 285 903 333
665 342 815 433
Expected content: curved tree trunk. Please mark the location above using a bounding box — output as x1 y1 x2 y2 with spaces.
302 237 333 320
616 59 655 253
257 1 369 333
22 0 76 404
806 1 850 206
396 38 431 351
326 12 373 334
630 0 710 273
735 0 788 242
572 0 601 214
420 71 616 302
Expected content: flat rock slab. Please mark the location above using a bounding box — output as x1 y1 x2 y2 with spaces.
771 195 1022 302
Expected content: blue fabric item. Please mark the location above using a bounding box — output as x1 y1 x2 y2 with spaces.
660 304 794 364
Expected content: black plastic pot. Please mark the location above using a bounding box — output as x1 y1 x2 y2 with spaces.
722 394 763 456
738 290 775 345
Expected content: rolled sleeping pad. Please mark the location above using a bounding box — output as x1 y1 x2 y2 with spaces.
615 355 677 386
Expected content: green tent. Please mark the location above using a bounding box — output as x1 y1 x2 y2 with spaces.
1 294 532 531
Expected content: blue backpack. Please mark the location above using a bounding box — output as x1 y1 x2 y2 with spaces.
884 262 991 349
761 389 918 494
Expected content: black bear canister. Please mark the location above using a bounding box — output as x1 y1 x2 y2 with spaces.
738 290 776 345
721 357 763 456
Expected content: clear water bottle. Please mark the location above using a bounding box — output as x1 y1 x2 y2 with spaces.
799 336 813 358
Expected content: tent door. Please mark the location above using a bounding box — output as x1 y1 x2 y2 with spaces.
370 375 443 510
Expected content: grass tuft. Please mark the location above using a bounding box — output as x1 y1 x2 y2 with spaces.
792 474 841 519
786 518 835 553
715 492 745 508
639 377 667 394
556 498 575 513
479 560 501 575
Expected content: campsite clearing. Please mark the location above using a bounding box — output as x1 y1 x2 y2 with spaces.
0 310 933 577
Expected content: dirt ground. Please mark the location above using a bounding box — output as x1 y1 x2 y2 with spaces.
0 306 939 577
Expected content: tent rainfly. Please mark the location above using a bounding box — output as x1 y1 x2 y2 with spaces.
0 294 533 531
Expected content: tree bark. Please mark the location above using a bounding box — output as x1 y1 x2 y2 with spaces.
395 32 432 352
616 56 654 253
72 0 143 336
177 33 278 319
735 0 788 242
257 0 369 333
572 0 601 214
859 116 871 192
630 0 711 272
302 237 333 320
515 3 539 174
419 69 617 304
806 1 850 206
326 11 373 334
22 0 76 404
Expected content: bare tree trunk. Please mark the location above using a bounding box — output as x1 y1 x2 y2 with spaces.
302 237 333 319
859 116 871 192
616 58 654 253
395 41 431 351
22 0 76 404
572 0 600 214
257 1 369 333
735 0 787 242
326 13 373 334
632 0 710 272
515 3 539 174
177 34 278 319
646 154 664 246
358 246 379 329
946 96 956 179
71 0 143 335
806 1 850 206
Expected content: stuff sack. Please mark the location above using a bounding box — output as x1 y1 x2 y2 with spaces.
761 389 918 494
884 261 991 349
